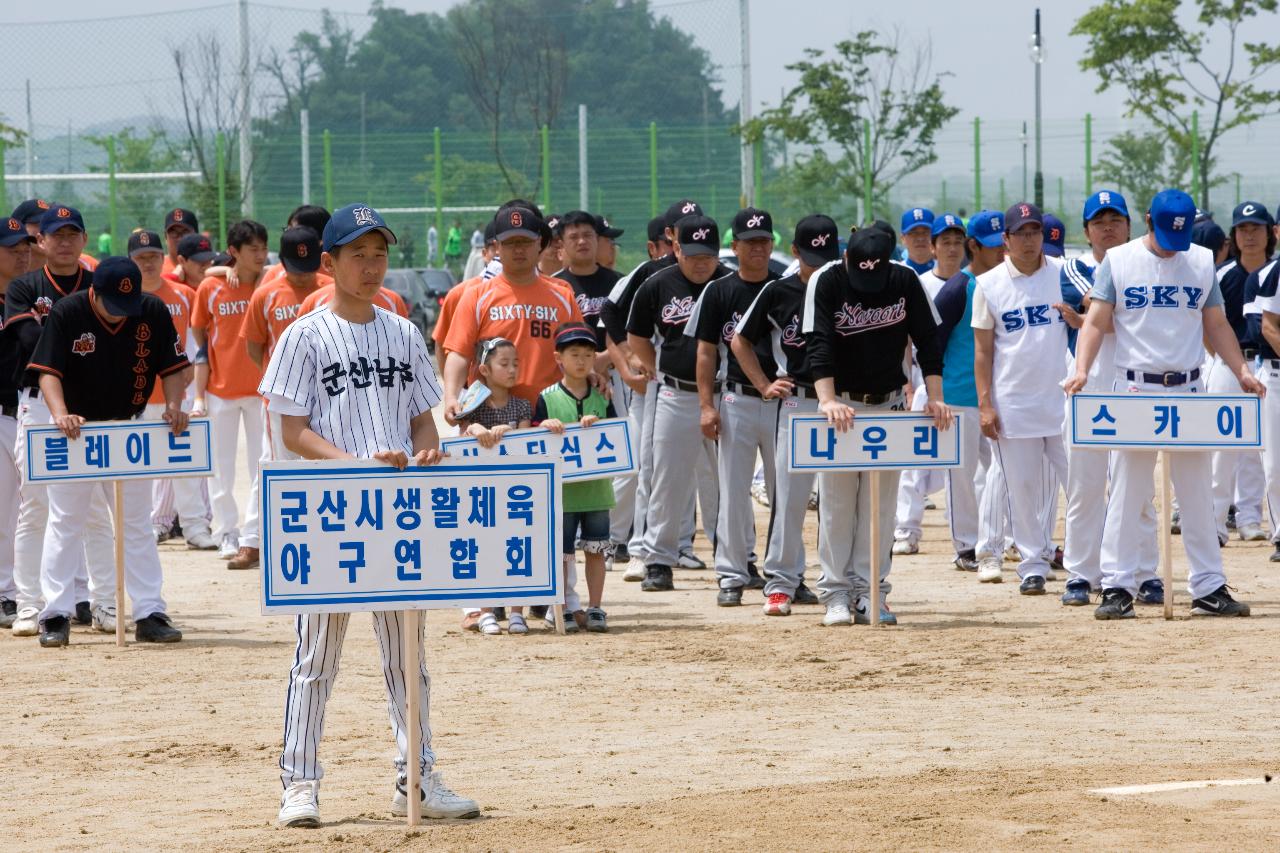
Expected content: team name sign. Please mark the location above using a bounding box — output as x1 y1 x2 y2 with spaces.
788 413 962 471
1069 394 1261 449
25 419 213 482
261 459 562 614
440 417 637 482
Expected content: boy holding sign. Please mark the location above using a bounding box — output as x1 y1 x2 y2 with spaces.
258 203 479 827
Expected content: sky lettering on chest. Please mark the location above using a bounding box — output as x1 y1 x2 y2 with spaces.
1000 304 1065 332
1122 285 1205 310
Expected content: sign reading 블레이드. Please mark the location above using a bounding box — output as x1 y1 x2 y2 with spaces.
260 457 562 614
25 418 213 483
1069 394 1261 450
787 412 962 472
439 417 637 482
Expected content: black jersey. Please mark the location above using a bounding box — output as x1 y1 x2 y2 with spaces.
26 291 189 421
600 254 677 345
0 292 20 406
553 265 619 351
686 269 778 385
6 265 92 390
625 264 719 383
1217 259 1257 346
1246 259 1279 359
734 273 814 385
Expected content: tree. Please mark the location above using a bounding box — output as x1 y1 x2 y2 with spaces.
1073 0 1280 209
86 128 183 229
737 30 958 223
1093 130 1196 211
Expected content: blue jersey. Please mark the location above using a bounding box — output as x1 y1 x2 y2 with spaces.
933 270 977 407
1060 256 1097 354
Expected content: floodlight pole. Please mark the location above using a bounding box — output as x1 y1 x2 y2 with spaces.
1032 8 1044 209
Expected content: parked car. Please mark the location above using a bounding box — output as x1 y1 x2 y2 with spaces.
382 268 431 340
419 267 458 343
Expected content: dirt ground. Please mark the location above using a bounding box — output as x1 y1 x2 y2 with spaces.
4 467 1280 852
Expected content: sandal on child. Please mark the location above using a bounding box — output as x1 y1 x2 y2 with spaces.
507 613 528 635
478 612 502 635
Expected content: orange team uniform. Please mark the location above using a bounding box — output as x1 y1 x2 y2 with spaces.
162 255 177 277
79 254 98 271
241 277 321 361
444 274 584 405
260 261 334 290
432 274 482 353
146 281 196 404
297 282 408 318
190 272 265 399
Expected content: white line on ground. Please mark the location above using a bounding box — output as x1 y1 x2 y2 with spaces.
1091 779 1270 796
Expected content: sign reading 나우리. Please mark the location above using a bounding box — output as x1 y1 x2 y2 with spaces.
260 458 562 614
1069 394 1261 450
787 412 962 472
25 418 213 483
440 417 637 482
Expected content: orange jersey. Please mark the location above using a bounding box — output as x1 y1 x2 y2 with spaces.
432 274 482 352
298 282 408 318
79 254 98 271
162 255 177 277
444 274 584 405
241 276 321 359
260 262 334 290
190 272 265 399
146 280 196 404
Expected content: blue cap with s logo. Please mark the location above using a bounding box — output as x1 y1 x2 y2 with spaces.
1083 189 1129 224
965 210 1005 248
900 207 935 234
1149 189 1196 252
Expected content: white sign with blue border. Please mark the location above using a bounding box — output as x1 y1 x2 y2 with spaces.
787 412 962 472
1070 394 1261 450
440 417 637 482
25 418 213 483
260 458 562 614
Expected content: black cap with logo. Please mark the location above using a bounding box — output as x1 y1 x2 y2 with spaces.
665 198 703 230
11 198 51 224
493 206 543 242
844 228 895 293
594 214 624 239
794 215 840 266
127 230 164 257
646 216 667 244
92 256 145 317
676 215 719 256
164 208 199 233
177 232 216 262
731 207 773 240
280 226 322 274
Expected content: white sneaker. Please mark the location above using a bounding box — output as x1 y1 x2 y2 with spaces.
91 603 116 633
677 549 706 569
218 534 239 560
891 535 919 556
623 559 647 582
1238 522 1267 542
278 780 321 828
977 557 1003 583
822 598 853 627
186 531 218 550
392 771 480 819
11 606 40 636
1003 544 1020 562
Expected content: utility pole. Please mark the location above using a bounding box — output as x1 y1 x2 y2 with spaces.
1020 121 1029 200
24 79 34 199
300 109 311 205
1030 8 1044 209
578 104 588 211
237 0 253 216
738 0 753 206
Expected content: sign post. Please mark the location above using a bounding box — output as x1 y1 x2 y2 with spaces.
403 609 421 825
788 412 962 625
24 418 213 646
1069 393 1261 620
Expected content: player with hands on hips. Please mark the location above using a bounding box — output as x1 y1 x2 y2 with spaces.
1065 189 1262 620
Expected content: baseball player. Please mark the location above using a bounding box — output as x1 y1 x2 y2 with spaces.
803 226 951 625
27 256 190 646
1067 189 1260 619
899 207 936 274
128 229 216 550
595 215 622 270
165 231 216 287
893 212 966 555
972 202 1070 596
260 206 332 287
537 214 563 276
689 207 779 604
191 220 269 566
11 198 53 268
0 218 35 627
1042 214 1067 258
625 214 725 592
161 208 198 277
731 214 840 614
1057 191 1159 605
6 205 115 637
1248 252 1280 562
260 203 478 827
1206 202 1273 543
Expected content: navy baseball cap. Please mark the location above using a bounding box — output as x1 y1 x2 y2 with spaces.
594 214 624 239
545 213 563 237
39 205 85 234
930 213 965 239
845 227 895 293
1232 201 1272 228
676 215 719 256
482 218 497 244
553 321 598 351
1083 189 1129 223
647 216 667 243
1191 220 1227 253
900 207 935 234
127 229 164 257
164 208 198 233
1 216 36 247
1004 202 1043 233
1149 189 1196 251
280 226 322 274
966 210 1005 247
493 206 542 242
322 203 397 253
1042 214 1066 257
665 199 703 229
793 214 840 266
11 198 51 225
177 232 216 262
92 256 144 318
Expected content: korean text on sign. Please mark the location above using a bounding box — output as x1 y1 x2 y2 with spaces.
261 459 562 614
1069 394 1261 450
787 413 962 472
25 419 213 483
439 417 637 482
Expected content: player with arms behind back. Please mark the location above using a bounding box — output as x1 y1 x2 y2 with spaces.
260 203 479 828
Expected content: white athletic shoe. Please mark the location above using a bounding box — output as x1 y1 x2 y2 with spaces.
891 535 919 556
1238 522 1267 542
623 559 647 581
677 549 706 569
977 557 1003 583
1003 544 1020 562
392 771 480 819
750 479 771 508
91 603 116 633
186 531 218 550
278 780 321 828
11 606 40 636
822 597 853 627
218 534 239 560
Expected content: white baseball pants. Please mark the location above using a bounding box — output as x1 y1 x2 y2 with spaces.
894 384 945 541
206 392 263 549
143 402 212 539
1256 360 1280 543
0 415 19 600
762 394 818 596
1206 354 1265 537
945 407 994 555
994 434 1067 579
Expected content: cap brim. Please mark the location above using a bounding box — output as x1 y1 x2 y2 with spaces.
1234 216 1271 227
495 228 540 242
1153 223 1192 252
733 229 772 241
327 224 397 252
679 243 717 256
555 332 599 350
902 223 931 234
1087 204 1129 221
0 233 35 247
602 228 624 239
42 223 84 234
128 247 164 258
184 250 216 263
1043 245 1064 257
971 232 1005 248
98 292 143 318
282 254 322 274
932 226 965 240
797 248 839 266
